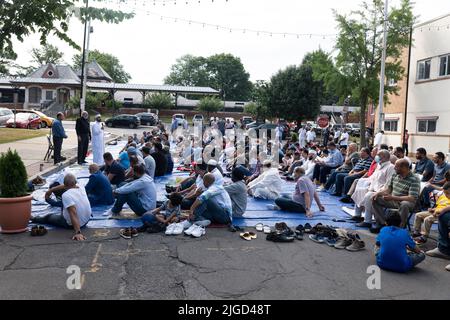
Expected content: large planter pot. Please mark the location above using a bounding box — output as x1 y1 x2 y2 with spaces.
0 195 32 234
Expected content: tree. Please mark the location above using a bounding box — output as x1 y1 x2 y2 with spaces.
165 53 253 101
164 55 210 87
144 93 174 110
247 80 270 121
207 53 253 101
0 1 133 63
267 64 322 123
197 97 223 119
66 91 108 110
30 44 64 65
73 49 131 83
334 0 414 146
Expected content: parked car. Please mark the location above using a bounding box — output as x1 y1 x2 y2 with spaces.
0 108 14 126
105 114 140 129
241 116 253 127
192 114 204 125
6 112 41 129
174 114 186 126
135 112 158 126
11 109 54 128
245 121 265 130
346 123 361 136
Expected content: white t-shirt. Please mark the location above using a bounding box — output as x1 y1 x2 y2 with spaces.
306 131 316 142
62 186 92 227
374 132 383 146
340 132 349 146
211 168 224 186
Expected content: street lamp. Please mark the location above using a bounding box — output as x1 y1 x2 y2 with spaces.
377 0 389 132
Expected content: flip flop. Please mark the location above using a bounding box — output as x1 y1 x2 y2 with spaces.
263 225 271 234
248 232 257 239
240 232 253 241
119 228 132 239
255 223 264 232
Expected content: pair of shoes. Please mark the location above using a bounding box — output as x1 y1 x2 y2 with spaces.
334 233 366 251
266 231 295 242
165 223 183 235
255 223 271 234
240 232 257 241
275 222 294 236
308 226 338 244
295 225 304 240
30 225 47 236
339 196 354 204
184 224 206 238
119 227 139 239
356 222 372 228
426 248 450 260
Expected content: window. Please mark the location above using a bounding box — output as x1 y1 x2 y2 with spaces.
45 91 53 100
439 55 450 77
417 59 431 80
417 119 437 133
384 120 398 132
28 87 42 104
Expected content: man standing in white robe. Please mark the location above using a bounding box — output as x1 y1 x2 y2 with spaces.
92 114 105 165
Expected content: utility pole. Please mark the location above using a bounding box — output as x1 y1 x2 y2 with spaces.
79 0 89 114
377 0 389 132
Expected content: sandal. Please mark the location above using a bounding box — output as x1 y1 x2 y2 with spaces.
119 228 133 239
248 232 257 239
38 225 47 236
263 225 271 234
304 223 313 233
30 226 39 236
294 230 304 240
240 232 253 241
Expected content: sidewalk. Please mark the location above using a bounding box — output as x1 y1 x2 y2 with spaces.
0 128 79 177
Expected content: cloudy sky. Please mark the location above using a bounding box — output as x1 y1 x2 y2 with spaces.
12 0 450 84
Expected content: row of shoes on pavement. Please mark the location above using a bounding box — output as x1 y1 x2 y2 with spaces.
306 223 365 251
265 222 304 242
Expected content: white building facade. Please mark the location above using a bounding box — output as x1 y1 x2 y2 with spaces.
406 14 450 154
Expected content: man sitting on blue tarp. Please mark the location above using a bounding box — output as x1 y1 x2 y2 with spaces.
85 164 114 207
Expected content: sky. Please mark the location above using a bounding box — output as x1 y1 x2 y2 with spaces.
11 0 450 84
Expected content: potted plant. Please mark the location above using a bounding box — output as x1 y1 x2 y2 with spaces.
0 149 32 233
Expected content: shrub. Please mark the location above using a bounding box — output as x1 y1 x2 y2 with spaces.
0 149 28 198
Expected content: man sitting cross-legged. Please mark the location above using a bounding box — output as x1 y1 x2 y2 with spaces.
108 165 157 218
274 167 325 217
188 173 233 226
32 173 91 241
85 164 114 206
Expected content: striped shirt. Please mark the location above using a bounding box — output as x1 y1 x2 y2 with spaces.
353 157 373 172
387 172 420 199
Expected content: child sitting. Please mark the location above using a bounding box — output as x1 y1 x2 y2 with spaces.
413 182 450 244
142 193 183 225
375 211 425 273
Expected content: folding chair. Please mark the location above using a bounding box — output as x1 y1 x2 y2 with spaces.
44 135 54 161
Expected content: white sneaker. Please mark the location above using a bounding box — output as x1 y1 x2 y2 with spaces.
172 223 185 235
184 224 198 236
191 226 206 238
165 223 177 236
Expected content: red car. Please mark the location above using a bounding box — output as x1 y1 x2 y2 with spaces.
6 112 42 129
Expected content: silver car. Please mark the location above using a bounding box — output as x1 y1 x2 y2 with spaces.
0 108 14 126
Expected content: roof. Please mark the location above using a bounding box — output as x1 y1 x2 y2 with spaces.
86 82 219 95
9 77 80 86
28 64 80 81
415 12 450 28
76 60 113 82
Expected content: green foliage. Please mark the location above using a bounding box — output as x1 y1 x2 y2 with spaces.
144 93 174 110
30 44 64 66
73 49 131 83
250 80 271 121
333 0 415 146
267 64 322 122
165 53 253 101
0 149 28 198
66 91 108 110
0 0 133 63
197 97 223 117
105 99 122 112
291 132 299 143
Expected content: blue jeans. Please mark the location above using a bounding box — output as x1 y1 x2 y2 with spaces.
31 213 72 229
194 198 231 225
141 213 158 224
275 196 306 213
46 198 63 208
325 169 349 190
438 212 450 255
112 192 147 216
339 173 363 196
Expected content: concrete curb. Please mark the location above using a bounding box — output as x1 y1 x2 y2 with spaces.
28 134 120 183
